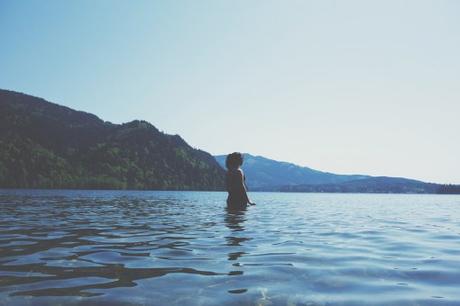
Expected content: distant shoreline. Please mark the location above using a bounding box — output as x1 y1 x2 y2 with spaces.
1 188 459 195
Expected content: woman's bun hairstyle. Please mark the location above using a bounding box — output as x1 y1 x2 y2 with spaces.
225 152 243 170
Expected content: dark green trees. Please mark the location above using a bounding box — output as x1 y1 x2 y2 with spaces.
0 89 225 190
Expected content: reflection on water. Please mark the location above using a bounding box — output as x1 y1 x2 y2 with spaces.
1 190 460 305
225 207 250 279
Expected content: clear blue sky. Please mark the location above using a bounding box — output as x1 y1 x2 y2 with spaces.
1 0 459 184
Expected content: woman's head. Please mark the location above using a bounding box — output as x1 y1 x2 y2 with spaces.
226 152 243 170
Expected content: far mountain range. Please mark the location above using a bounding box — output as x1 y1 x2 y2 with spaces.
215 154 459 194
1 89 459 193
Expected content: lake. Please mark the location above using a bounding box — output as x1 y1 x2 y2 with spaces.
1 190 460 305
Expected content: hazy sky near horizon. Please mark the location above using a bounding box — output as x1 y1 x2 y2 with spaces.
1 0 459 183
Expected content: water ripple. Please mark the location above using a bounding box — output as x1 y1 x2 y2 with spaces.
1 190 460 305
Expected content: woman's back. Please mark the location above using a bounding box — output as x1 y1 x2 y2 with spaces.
226 169 246 208
225 152 253 209
226 169 243 193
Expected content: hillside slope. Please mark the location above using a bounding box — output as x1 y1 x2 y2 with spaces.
0 89 225 190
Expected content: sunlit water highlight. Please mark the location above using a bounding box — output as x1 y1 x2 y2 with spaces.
1 190 460 305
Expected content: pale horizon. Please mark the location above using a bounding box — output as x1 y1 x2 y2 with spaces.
1 0 459 184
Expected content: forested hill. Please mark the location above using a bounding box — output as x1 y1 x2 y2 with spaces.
0 89 225 190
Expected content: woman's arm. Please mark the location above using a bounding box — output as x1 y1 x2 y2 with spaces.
238 169 255 205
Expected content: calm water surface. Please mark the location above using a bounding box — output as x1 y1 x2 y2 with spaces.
1 190 460 305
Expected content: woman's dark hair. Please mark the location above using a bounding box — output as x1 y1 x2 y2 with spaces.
225 152 243 170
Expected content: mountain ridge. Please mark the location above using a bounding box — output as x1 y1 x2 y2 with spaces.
215 153 370 189
214 153 459 194
0 89 225 190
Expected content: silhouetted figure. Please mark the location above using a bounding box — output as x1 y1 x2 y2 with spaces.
225 152 255 210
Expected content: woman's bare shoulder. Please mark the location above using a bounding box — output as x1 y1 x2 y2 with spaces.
227 168 244 178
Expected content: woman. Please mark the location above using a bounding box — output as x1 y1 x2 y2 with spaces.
225 152 255 209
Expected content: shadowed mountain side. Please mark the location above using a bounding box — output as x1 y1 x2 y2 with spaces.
0 89 225 190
